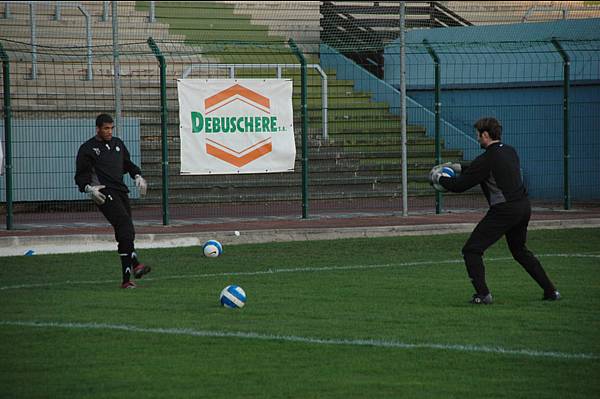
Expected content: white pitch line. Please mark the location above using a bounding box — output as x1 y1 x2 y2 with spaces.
1 253 599 291
0 258 469 290
0 320 596 360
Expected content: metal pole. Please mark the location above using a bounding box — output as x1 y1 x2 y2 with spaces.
29 2 37 80
1 43 13 229
112 1 122 137
400 2 408 216
147 38 170 226
149 1 156 23
424 39 442 214
54 1 61 21
78 5 93 81
3 3 11 19
320 71 328 141
102 1 109 22
551 38 571 210
289 39 309 219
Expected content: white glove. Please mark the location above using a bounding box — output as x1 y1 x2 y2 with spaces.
135 174 147 196
84 184 106 205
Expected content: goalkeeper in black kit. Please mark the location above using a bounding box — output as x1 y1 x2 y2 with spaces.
75 114 151 289
429 117 560 304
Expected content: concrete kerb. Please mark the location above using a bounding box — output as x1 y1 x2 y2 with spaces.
1 218 599 257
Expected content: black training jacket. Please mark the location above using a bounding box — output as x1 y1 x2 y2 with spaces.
75 136 141 193
439 142 527 206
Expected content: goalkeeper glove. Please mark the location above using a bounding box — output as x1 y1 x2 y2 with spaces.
134 174 147 196
84 184 106 205
442 162 461 175
428 164 456 192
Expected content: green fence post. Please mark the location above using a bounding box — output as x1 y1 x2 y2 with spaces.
551 38 571 210
424 39 442 214
147 37 170 225
289 39 309 219
0 42 12 230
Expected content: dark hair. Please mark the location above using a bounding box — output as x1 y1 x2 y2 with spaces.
473 117 502 140
96 113 113 127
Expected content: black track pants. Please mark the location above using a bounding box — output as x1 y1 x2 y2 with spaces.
97 188 135 254
462 198 556 296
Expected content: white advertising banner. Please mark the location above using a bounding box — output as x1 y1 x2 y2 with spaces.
177 79 296 174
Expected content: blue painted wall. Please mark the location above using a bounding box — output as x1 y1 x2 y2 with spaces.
0 118 141 201
385 22 600 88
408 83 600 199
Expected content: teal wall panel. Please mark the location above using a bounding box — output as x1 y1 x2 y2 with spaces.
0 118 141 201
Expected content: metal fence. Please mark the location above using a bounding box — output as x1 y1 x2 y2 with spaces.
381 36 600 211
1 1 600 230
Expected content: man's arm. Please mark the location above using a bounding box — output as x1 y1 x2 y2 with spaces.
439 155 490 193
120 140 147 195
74 145 94 193
121 141 142 179
75 144 107 204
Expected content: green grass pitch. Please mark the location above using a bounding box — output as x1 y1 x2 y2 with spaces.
1 228 599 398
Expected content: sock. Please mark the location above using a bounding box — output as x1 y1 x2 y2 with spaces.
119 252 133 283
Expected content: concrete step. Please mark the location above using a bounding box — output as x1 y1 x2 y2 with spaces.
1 1 157 24
0 37 182 49
7 74 356 93
7 95 378 111
141 176 428 192
0 21 181 42
5 86 383 105
0 17 172 30
137 132 430 150
154 188 437 205
139 150 446 171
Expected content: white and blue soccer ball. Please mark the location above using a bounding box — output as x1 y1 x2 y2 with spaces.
203 240 223 257
220 285 247 309
433 166 456 192
440 166 456 178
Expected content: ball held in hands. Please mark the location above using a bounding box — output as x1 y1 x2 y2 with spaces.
428 164 457 192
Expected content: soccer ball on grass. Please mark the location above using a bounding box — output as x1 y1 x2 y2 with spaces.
220 285 246 309
203 240 223 257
